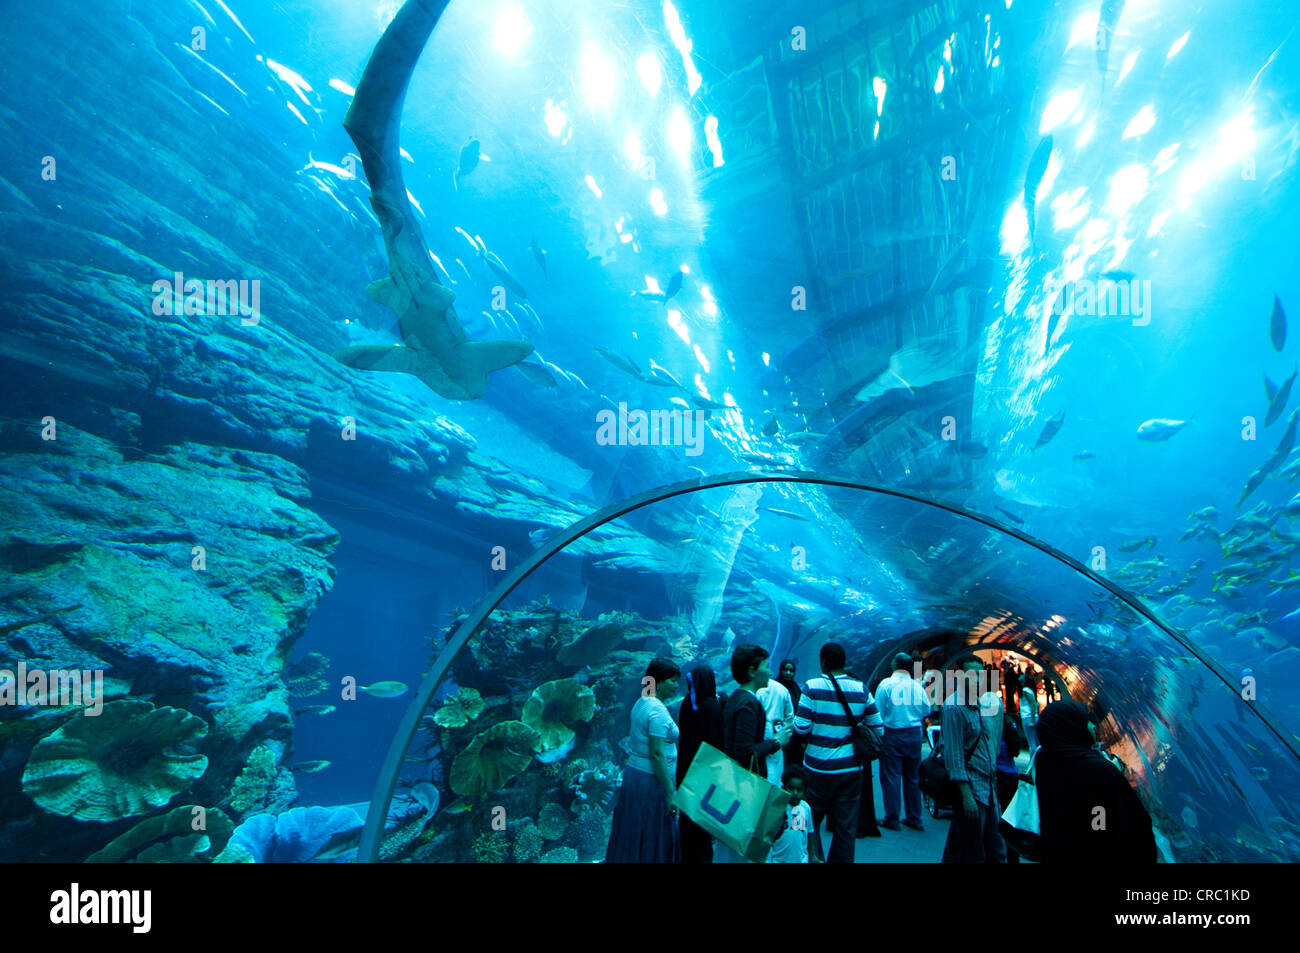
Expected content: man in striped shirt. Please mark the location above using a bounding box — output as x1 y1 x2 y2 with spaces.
793 642 884 863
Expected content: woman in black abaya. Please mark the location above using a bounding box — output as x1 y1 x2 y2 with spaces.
1035 700 1157 863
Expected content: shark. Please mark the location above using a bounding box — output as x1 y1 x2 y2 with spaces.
334 0 532 400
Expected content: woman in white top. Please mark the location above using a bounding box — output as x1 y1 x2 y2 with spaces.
605 658 682 863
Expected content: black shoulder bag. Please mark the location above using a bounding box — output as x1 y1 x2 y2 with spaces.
919 710 984 808
828 674 884 765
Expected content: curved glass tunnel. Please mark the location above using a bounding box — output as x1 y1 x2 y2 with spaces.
361 478 1300 863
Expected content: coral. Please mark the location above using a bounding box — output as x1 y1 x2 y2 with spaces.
220 805 363 863
540 846 579 863
450 721 540 799
573 805 610 862
540 761 562 779
472 831 509 863
228 742 290 816
522 678 596 753
538 802 570 841
591 677 618 708
21 699 208 821
87 805 233 863
568 763 619 811
513 822 544 863
432 686 485 728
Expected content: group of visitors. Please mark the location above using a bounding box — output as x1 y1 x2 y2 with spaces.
605 642 1156 864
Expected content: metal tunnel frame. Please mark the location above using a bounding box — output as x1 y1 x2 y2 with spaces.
356 470 1300 862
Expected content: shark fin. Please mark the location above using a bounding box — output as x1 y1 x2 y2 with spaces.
448 339 534 399
334 343 425 376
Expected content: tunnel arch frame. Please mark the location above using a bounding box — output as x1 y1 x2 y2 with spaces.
357 469 1297 862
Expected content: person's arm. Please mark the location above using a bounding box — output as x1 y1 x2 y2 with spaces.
794 688 812 736
648 735 676 806
737 700 779 763
942 702 977 821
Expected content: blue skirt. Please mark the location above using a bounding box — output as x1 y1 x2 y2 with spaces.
604 767 681 863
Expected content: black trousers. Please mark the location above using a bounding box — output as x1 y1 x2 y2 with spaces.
805 769 862 863
678 814 713 863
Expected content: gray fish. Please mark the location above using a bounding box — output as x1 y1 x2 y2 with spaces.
595 346 642 379
645 360 684 389
291 760 331 774
1136 418 1191 442
515 361 557 388
783 431 826 446
1045 287 1069 354
1118 536 1156 553
292 704 336 716
1265 366 1296 427
760 507 810 522
478 245 528 300
1024 135 1053 244
1035 411 1065 448
530 236 548 277
1271 294 1287 352
1096 0 1126 92
995 505 1025 526
454 137 480 191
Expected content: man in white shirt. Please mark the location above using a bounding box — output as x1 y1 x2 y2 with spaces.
756 675 795 784
875 653 930 831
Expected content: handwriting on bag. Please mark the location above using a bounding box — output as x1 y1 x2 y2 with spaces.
700 784 741 824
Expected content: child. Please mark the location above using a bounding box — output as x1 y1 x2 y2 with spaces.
768 765 817 863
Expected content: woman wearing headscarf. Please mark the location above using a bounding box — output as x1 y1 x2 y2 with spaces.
675 663 726 862
1034 700 1156 863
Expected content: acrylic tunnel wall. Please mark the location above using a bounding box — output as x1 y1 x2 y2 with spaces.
358 476 1300 864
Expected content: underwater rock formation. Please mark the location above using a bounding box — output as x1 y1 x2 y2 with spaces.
86 805 233 863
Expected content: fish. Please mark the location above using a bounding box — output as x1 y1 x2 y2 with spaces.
1282 606 1300 622
514 361 557 388
1272 294 1287 352
477 243 529 300
1118 536 1156 553
1286 493 1300 516
665 270 684 300
1024 135 1053 244
530 236 547 277
292 704 336 716
1096 0 1126 93
1035 412 1065 448
1073 450 1097 461
291 760 331 773
595 346 643 379
442 798 475 815
1136 418 1191 442
1265 366 1297 427
645 360 683 389
360 680 409 698
335 5 531 400
995 505 1026 526
1190 505 1218 522
453 136 480 190
1265 373 1279 405
760 507 810 522
1238 467 1271 507
738 451 794 466
762 415 781 437
1282 456 1300 481
784 431 826 446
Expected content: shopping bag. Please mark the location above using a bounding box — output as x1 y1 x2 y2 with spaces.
677 743 791 862
998 749 1043 861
